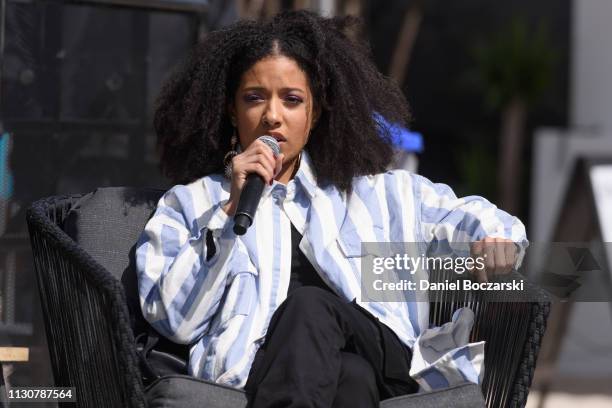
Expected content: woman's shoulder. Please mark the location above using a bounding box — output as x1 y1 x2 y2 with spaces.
161 173 229 210
351 169 418 192
164 173 226 195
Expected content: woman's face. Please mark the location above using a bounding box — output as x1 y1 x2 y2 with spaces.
230 55 317 180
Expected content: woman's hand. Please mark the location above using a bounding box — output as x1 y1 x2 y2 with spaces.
223 139 284 216
469 237 517 283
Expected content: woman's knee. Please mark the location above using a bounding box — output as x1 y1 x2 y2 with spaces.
334 352 379 407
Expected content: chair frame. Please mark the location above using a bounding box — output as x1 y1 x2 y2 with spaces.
26 193 550 408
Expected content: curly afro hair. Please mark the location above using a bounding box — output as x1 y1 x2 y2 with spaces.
154 9 412 192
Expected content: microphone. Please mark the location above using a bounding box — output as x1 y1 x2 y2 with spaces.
233 135 281 235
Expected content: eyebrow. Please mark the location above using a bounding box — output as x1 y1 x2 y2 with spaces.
242 86 306 94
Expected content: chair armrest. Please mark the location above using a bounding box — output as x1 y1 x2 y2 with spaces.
429 270 550 408
508 287 550 407
26 195 146 408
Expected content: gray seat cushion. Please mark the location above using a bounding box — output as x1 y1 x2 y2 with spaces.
64 186 164 280
146 376 248 408
146 375 485 408
380 383 486 407
64 186 165 334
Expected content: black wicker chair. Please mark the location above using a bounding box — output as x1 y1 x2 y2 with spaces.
25 187 550 407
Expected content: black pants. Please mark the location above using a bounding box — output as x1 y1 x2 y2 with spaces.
244 287 419 408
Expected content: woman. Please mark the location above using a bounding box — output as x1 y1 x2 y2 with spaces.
136 10 526 407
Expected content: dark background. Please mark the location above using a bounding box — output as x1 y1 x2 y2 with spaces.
0 0 569 393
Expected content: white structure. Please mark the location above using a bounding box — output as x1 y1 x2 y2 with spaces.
529 0 612 380
571 0 612 131
532 0 612 243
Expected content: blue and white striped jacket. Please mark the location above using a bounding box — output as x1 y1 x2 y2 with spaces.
136 151 527 391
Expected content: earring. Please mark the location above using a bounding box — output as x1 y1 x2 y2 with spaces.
224 127 239 179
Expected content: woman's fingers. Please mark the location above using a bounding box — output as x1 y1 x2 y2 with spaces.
492 238 515 275
470 237 517 282
493 238 508 275
470 240 487 283
483 237 496 280
504 240 517 273
233 143 278 183
476 265 488 283
226 140 280 212
240 162 274 184
245 143 276 168
232 156 274 184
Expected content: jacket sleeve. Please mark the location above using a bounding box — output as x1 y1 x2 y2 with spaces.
411 173 528 267
407 173 528 390
135 181 237 344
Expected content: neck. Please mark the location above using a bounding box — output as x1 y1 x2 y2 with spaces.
275 154 300 185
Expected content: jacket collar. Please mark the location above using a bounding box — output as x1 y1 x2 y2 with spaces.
294 150 317 200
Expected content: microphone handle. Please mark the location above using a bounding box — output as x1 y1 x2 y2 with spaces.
233 173 266 235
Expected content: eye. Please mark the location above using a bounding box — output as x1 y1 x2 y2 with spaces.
244 93 263 103
285 95 303 105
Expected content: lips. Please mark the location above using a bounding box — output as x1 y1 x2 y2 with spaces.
267 132 287 142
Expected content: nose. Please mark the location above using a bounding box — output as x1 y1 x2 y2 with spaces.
262 99 281 128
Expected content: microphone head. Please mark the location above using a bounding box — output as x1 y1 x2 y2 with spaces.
258 135 281 157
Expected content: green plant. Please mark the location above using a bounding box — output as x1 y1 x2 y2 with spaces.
472 17 556 213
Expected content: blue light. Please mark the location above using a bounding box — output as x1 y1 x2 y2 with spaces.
374 112 424 153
